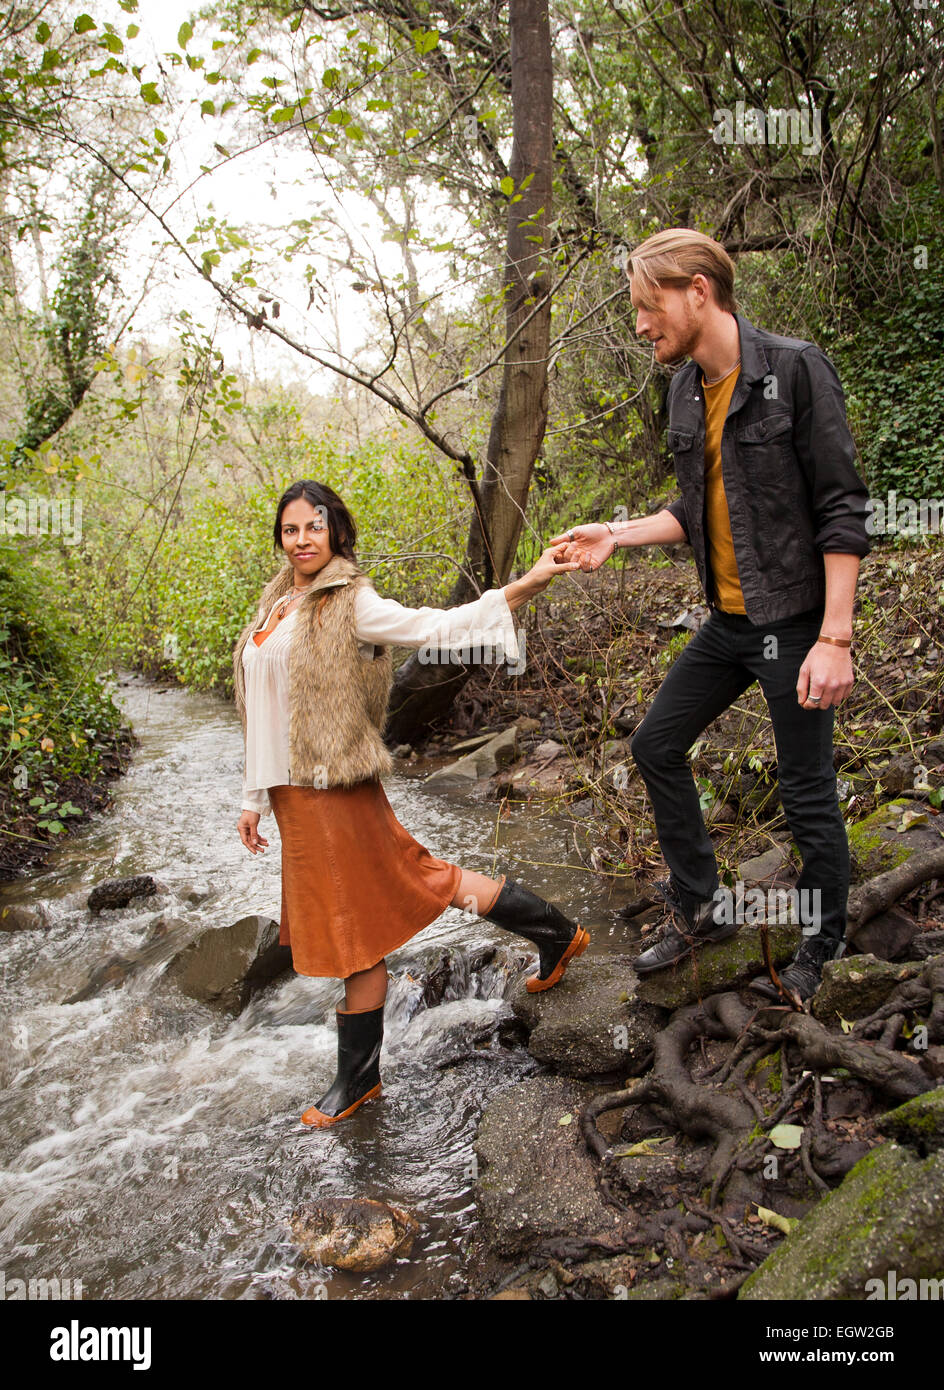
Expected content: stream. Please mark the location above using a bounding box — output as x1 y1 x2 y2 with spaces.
0 672 638 1300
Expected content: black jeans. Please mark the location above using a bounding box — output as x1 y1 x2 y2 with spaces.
630 606 848 943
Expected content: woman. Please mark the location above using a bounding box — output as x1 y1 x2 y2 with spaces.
233 480 589 1129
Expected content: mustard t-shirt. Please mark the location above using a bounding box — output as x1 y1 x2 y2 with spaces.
702 363 745 613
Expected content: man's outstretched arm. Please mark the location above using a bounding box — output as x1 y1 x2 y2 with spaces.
549 508 687 571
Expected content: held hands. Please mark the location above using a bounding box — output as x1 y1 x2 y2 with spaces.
523 541 583 594
797 641 854 710
548 523 616 572
238 810 269 854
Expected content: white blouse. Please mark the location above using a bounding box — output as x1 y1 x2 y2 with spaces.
239 581 520 817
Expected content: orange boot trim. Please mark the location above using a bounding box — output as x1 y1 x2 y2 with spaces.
526 926 590 994
300 1082 382 1128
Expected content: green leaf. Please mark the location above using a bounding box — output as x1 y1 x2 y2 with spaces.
755 1205 800 1236
271 105 297 123
74 14 97 34
558 1113 573 1126
200 99 214 116
154 128 167 144
247 48 262 64
101 33 123 54
500 176 514 197
35 21 51 42
178 20 193 48
768 1123 804 1150
140 81 162 105
412 27 439 55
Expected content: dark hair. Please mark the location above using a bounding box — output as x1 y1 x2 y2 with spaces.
272 480 357 560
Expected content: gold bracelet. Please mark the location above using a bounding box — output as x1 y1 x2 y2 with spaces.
817 635 852 648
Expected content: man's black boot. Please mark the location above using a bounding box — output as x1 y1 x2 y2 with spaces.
631 881 738 976
750 934 845 1004
482 877 590 993
301 1003 384 1127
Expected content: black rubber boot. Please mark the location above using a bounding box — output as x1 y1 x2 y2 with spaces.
301 1004 384 1127
750 934 846 1004
482 877 590 993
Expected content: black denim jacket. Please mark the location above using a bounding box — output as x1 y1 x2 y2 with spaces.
664 314 871 624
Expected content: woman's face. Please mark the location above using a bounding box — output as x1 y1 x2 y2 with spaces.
280 498 335 579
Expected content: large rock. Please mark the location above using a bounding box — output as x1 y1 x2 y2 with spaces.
511 955 667 1078
848 906 918 961
290 1198 419 1272
62 914 191 1004
0 902 50 932
876 1088 944 1153
811 954 924 1024
474 1074 642 1259
847 798 943 882
164 914 293 1014
634 923 802 1010
425 726 517 783
740 1134 944 1300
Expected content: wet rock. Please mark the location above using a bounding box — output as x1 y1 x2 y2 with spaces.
290 1197 419 1272
62 915 191 1004
876 1089 944 1153
474 1074 643 1259
391 743 413 758
511 955 666 1078
179 881 211 906
739 1140 944 1300
87 875 162 915
847 906 918 960
394 997 512 1066
63 954 139 1004
0 902 50 932
164 914 293 1014
634 924 802 1010
425 726 517 783
811 954 923 1024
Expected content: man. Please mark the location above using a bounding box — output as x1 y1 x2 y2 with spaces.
552 228 870 1002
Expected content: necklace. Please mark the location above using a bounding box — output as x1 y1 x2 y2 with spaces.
277 582 315 621
703 356 741 386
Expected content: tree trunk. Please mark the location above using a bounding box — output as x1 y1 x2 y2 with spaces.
385 0 553 743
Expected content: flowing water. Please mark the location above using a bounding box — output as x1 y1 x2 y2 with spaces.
0 673 639 1300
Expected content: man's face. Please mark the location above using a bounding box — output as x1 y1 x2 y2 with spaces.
629 277 701 365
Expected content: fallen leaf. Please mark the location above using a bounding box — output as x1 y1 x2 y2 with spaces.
755 1204 801 1236
768 1123 804 1150
612 1136 673 1157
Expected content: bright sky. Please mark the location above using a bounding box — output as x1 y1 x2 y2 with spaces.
43 0 468 393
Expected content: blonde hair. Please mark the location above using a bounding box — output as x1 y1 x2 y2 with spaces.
627 229 737 313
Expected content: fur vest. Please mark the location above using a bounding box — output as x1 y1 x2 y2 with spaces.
232 553 394 788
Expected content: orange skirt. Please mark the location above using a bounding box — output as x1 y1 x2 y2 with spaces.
268 780 464 978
